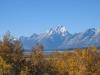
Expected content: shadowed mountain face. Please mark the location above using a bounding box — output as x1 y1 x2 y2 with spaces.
20 26 100 51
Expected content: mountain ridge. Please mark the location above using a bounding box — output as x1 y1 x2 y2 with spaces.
20 26 100 50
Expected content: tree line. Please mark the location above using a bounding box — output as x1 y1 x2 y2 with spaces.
0 32 100 75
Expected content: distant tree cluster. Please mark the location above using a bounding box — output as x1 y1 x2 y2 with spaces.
0 32 100 75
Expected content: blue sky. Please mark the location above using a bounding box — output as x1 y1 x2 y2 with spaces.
0 0 100 37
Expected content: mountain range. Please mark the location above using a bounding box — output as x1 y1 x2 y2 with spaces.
20 26 100 51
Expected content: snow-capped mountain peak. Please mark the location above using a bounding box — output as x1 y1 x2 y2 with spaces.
83 28 96 36
47 25 69 36
54 25 67 33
